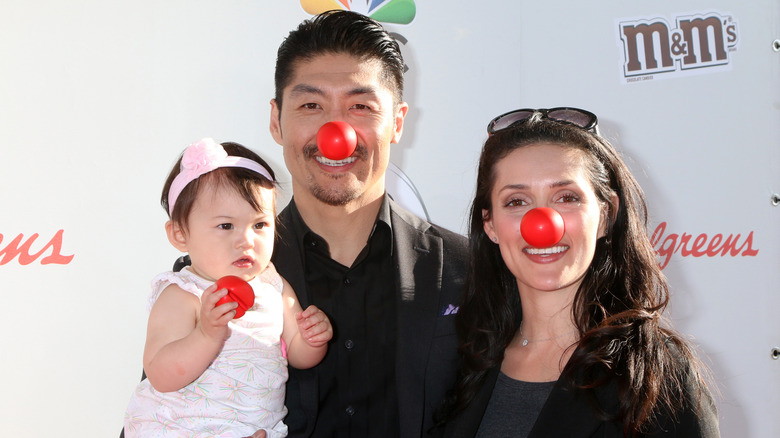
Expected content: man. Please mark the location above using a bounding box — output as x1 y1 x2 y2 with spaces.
269 10 468 438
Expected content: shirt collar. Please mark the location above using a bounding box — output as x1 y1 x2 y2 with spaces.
286 194 394 257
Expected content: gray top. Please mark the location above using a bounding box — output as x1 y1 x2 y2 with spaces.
475 371 556 438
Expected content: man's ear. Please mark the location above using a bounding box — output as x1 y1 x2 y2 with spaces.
390 102 409 144
165 220 188 252
269 99 284 146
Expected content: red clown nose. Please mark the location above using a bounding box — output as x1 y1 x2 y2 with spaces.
316 121 357 161
520 207 565 248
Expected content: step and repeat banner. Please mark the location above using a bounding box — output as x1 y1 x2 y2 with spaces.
1 1 777 436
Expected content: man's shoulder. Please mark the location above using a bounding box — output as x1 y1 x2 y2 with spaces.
277 202 295 224
276 202 303 241
272 203 300 260
388 199 467 248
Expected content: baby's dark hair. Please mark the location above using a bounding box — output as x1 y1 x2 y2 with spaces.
161 141 276 232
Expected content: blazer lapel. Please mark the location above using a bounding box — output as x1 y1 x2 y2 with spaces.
529 377 620 437
392 204 443 436
444 367 500 438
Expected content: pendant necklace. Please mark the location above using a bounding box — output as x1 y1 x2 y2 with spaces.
519 326 578 347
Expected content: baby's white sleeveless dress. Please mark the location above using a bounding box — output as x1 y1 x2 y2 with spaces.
124 264 288 438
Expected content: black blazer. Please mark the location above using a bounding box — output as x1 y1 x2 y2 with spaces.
273 197 469 438
444 363 720 438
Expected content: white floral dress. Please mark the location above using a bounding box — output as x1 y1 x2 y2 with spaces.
124 264 288 438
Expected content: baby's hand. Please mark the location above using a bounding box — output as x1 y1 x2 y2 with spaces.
198 283 236 342
296 305 333 348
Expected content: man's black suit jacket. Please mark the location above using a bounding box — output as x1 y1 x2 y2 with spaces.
272 197 468 438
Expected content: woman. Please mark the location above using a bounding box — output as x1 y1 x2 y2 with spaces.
443 108 719 437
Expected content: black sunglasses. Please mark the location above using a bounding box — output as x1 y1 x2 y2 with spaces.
487 107 599 135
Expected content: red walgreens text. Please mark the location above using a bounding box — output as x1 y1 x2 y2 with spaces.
0 230 74 265
651 222 758 269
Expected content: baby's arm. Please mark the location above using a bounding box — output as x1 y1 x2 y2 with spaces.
143 284 237 392
280 278 332 369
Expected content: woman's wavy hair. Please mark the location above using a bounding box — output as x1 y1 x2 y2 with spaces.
449 114 701 434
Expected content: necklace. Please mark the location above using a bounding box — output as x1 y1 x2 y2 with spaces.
518 326 578 347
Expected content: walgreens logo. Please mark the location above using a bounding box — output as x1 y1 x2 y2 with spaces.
0 230 74 265
617 11 738 83
651 222 757 270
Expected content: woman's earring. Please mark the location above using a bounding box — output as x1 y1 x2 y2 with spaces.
492 236 498 243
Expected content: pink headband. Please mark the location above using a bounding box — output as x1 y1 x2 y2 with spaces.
167 138 273 215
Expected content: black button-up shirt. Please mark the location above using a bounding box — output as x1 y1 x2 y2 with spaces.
286 198 400 437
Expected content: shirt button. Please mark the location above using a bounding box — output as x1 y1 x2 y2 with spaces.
346 406 355 416
344 339 355 350
343 277 351 285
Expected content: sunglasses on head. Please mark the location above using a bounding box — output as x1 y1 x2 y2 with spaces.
487 107 599 136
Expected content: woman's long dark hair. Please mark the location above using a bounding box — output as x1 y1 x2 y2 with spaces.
448 115 704 435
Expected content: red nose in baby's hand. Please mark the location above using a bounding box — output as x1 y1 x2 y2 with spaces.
215 276 255 319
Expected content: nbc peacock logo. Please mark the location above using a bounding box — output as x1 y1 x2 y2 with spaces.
300 0 416 25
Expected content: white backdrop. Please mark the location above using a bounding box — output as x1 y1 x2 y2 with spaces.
1 1 777 436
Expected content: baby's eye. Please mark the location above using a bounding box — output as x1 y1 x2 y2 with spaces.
254 222 269 230
218 223 233 230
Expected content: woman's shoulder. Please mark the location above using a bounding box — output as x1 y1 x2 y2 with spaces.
643 335 720 437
